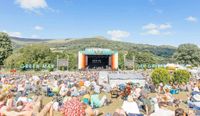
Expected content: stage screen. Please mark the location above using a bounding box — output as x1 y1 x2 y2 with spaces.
87 55 110 69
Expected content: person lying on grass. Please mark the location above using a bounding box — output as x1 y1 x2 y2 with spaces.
0 94 53 116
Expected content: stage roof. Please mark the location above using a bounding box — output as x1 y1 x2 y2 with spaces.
80 48 117 55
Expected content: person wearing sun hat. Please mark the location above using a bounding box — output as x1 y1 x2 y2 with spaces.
192 94 200 102
121 95 140 114
188 93 200 110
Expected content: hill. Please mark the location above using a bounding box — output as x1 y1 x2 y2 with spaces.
10 36 176 58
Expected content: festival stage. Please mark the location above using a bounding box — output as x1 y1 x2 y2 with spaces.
78 48 118 70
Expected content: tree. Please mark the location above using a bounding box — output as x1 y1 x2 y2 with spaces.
151 68 171 85
118 52 125 70
4 53 24 69
63 51 77 70
19 44 54 64
4 44 55 70
173 69 191 84
173 44 200 66
0 32 13 65
135 52 157 65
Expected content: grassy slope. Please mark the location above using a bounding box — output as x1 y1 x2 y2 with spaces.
10 36 176 58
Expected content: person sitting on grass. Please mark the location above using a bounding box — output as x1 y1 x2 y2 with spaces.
90 91 110 108
110 86 120 98
158 88 174 106
175 108 188 116
188 93 200 110
0 95 54 116
47 87 54 97
83 103 103 116
102 81 111 93
113 109 127 116
121 95 140 115
140 94 154 115
150 97 174 116
191 83 200 96
179 82 187 92
158 83 164 94
121 83 132 100
63 91 72 103
82 91 91 105
70 84 80 97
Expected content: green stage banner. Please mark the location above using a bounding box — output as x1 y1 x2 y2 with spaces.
20 64 55 69
137 64 166 69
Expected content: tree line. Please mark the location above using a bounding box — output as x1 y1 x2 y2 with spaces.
1 32 200 71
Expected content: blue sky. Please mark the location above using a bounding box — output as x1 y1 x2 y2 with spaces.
0 0 200 46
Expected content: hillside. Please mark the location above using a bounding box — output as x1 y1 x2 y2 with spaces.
10 36 176 58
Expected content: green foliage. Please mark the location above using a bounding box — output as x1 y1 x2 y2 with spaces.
173 44 200 66
4 44 56 70
67 52 77 70
9 37 200 70
148 45 176 58
173 69 191 84
11 37 176 64
135 52 157 65
19 44 54 64
126 51 136 60
151 68 171 85
0 32 13 65
4 53 23 69
118 52 125 69
59 66 67 71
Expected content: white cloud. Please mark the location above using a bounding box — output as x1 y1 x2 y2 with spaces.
159 23 172 30
3 30 22 37
142 23 158 30
34 25 44 30
145 29 160 35
142 23 172 36
143 23 172 30
107 30 130 41
185 16 198 22
16 0 48 11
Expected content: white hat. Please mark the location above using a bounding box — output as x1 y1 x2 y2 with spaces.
193 94 200 101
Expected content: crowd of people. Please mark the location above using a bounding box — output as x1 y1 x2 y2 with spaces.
0 71 199 116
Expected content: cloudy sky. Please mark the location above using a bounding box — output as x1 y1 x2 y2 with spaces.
0 0 200 46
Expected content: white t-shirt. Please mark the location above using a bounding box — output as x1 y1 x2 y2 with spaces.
17 97 28 103
52 102 59 111
94 85 100 94
84 81 91 87
59 85 68 95
193 87 199 92
42 80 48 86
134 88 141 98
122 101 140 114
18 84 24 91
